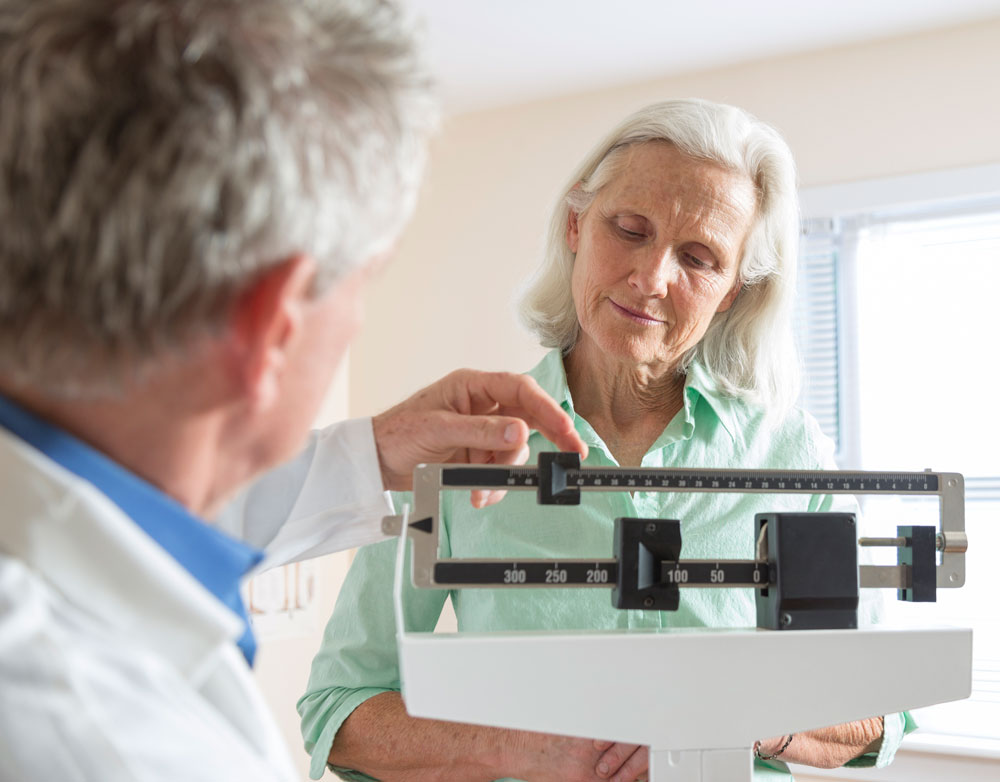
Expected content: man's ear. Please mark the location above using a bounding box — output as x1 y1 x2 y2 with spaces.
229 254 317 411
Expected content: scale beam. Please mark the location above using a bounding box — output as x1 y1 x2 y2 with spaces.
382 454 966 602
432 559 768 589
441 465 942 494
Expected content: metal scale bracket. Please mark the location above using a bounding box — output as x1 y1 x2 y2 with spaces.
384 452 966 631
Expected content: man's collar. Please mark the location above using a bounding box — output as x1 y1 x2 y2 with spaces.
0 427 244 679
0 393 262 666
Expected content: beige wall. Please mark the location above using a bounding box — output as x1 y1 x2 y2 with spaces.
253 364 354 781
340 18 1000 781
349 17 1000 418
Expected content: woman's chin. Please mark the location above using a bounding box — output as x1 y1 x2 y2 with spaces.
586 336 679 371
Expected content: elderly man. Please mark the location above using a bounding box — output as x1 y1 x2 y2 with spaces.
0 2 584 781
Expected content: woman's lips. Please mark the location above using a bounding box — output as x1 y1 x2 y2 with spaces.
609 299 666 325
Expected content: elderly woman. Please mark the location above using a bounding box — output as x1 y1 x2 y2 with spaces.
299 100 911 782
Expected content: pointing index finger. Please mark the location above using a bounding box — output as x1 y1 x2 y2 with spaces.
475 372 587 458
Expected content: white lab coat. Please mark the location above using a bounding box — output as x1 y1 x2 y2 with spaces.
0 419 392 782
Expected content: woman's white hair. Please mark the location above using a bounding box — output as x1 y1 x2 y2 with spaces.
0 0 436 395
518 99 801 414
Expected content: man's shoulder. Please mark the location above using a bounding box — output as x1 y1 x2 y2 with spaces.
0 552 55 650
0 552 286 781
0 549 134 680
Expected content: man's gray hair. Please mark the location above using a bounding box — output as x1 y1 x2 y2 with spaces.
518 99 801 414
0 0 436 395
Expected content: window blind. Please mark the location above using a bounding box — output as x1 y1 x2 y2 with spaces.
796 200 1000 745
794 218 842 455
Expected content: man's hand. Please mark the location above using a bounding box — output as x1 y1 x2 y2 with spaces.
372 369 587 506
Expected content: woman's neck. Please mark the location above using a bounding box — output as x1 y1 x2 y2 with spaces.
564 341 686 467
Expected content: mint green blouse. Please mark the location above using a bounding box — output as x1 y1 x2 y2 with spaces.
299 351 912 780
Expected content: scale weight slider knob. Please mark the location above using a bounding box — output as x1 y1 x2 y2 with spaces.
897 525 937 602
754 512 859 631
538 452 582 505
612 517 682 611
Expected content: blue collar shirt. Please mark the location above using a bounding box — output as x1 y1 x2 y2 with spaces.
0 394 263 665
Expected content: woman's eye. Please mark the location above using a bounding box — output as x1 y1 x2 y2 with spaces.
685 253 711 269
616 222 646 239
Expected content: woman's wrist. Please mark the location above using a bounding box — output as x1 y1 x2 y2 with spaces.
754 734 793 761
753 716 887 769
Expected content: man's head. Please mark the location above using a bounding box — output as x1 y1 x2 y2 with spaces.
0 0 435 505
0 0 435 395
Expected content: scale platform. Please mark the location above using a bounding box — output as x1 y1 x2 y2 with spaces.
397 625 972 781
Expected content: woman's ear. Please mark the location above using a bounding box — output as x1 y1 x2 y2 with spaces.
566 207 580 253
228 254 317 411
717 280 743 313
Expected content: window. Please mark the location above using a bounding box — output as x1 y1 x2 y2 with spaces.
795 171 1000 756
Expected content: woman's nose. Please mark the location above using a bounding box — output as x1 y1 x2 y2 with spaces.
628 248 676 298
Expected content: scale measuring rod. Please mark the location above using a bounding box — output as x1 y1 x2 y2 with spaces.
382 453 969 629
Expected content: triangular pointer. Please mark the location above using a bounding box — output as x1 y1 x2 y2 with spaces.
409 517 433 534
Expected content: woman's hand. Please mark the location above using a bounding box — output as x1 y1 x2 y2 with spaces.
593 740 648 782
502 732 645 782
757 717 884 768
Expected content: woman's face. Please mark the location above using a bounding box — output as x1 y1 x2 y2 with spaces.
568 142 757 375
